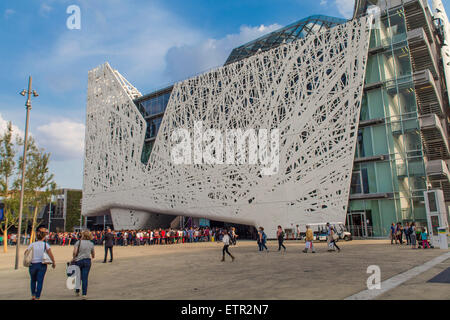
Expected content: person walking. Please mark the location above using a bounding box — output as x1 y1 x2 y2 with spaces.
221 229 235 262
103 228 114 263
302 225 316 253
410 222 417 249
24 228 56 300
72 230 95 299
257 227 269 252
327 223 341 252
277 226 286 252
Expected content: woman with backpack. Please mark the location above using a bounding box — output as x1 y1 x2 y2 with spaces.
277 225 286 252
24 228 56 300
257 227 269 252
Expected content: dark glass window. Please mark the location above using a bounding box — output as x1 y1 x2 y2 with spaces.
361 168 369 194
351 171 362 194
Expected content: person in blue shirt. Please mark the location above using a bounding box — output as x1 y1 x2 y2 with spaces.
421 229 430 249
257 227 268 252
390 223 396 244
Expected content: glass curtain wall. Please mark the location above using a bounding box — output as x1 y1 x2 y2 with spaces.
349 7 427 237
136 90 172 164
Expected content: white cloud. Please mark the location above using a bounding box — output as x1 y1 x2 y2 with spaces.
30 0 203 93
320 0 328 6
39 3 53 17
164 23 282 82
4 9 15 19
335 0 355 18
0 113 24 141
35 120 85 161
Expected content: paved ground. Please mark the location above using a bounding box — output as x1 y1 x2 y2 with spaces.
0 240 448 300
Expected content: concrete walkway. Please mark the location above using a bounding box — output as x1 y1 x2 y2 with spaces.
0 240 448 299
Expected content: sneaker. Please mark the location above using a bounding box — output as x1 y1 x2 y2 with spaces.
81 295 87 300
302 249 307 253
75 291 80 297
312 251 316 253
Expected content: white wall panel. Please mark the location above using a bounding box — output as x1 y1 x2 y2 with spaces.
83 17 372 237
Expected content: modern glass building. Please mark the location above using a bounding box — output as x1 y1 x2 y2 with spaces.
348 0 450 237
124 0 450 237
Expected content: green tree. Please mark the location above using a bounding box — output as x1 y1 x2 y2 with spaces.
65 190 83 232
0 122 19 253
16 137 56 243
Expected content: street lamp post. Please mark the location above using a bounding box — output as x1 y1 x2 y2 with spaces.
47 195 52 232
79 199 82 231
14 76 38 270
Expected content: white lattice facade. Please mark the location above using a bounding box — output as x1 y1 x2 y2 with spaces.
83 17 372 237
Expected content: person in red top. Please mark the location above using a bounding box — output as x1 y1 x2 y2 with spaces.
160 229 166 245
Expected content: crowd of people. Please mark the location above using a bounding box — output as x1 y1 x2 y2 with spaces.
42 226 239 246
390 222 432 249
0 226 239 247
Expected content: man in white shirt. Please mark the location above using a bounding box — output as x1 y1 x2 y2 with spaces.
221 229 235 262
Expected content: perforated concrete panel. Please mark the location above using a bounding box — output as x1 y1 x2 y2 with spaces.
83 17 372 237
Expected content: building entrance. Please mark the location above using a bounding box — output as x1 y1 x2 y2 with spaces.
346 210 373 238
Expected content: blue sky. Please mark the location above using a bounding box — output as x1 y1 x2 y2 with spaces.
0 0 449 189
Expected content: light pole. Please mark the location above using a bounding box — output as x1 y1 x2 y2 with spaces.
47 194 52 232
79 199 82 231
15 76 38 270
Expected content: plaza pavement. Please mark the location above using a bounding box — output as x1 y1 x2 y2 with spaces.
0 240 448 300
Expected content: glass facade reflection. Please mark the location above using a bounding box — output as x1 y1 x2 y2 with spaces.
348 3 440 237
134 86 173 164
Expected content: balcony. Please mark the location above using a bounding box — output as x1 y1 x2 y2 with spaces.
403 0 434 43
413 70 445 117
425 159 450 201
406 28 439 79
419 114 450 160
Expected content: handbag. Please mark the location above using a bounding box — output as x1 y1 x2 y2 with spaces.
70 240 82 265
23 245 34 267
42 242 53 264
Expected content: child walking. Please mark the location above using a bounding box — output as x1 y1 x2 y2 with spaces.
421 229 430 249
